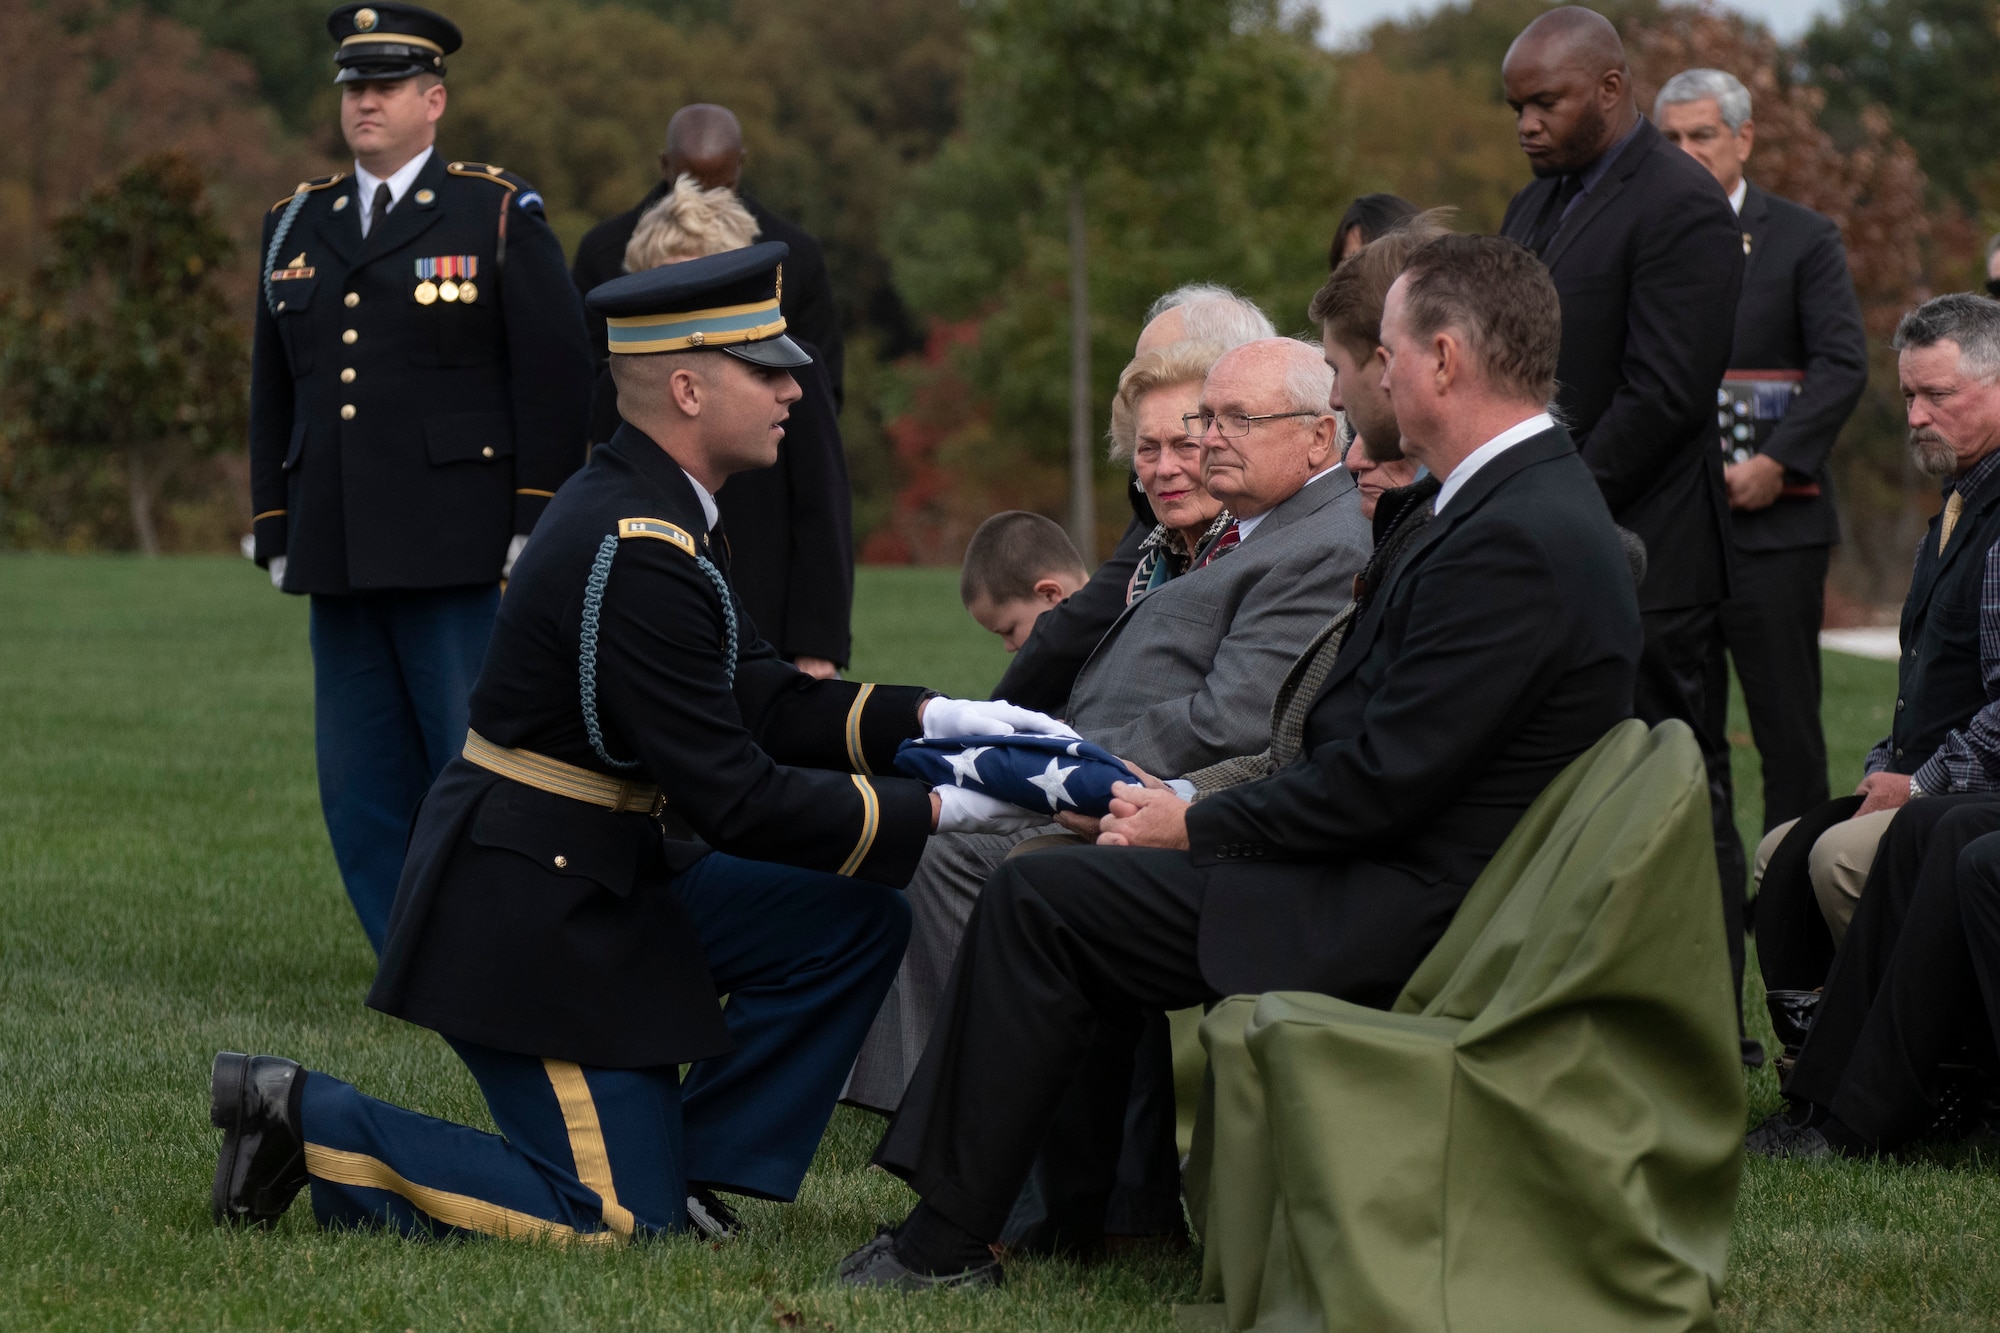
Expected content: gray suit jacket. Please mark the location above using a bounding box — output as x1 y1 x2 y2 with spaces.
1064 468 1373 776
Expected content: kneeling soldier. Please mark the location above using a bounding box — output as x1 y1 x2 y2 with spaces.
210 244 1050 1241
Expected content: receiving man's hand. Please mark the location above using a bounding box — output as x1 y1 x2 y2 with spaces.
1097 781 1191 850
1854 771 1914 816
1725 454 1786 512
920 696 1080 740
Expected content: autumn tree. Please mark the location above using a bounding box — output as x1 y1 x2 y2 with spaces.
2 156 247 555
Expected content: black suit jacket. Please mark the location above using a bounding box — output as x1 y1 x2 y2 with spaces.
249 153 593 593
1501 119 1744 612
571 184 845 408
1184 428 1642 1006
1726 183 1869 552
366 424 931 1067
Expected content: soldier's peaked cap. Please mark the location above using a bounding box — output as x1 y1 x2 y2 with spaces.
328 3 462 84
587 242 812 368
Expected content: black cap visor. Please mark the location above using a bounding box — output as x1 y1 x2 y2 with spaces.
335 60 436 83
720 334 813 370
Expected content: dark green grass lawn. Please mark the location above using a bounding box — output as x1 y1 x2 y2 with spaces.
0 556 1995 1330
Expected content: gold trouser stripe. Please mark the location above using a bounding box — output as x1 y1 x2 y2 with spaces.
845 683 876 775
543 1060 637 1237
462 730 660 813
252 508 287 522
838 774 880 877
516 487 556 498
302 1143 619 1246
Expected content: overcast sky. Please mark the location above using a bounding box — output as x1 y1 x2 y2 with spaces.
1313 0 1846 47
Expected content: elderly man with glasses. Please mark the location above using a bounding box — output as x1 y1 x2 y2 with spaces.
844 336 1371 1254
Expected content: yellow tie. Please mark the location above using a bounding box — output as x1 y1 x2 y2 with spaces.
1940 490 1965 554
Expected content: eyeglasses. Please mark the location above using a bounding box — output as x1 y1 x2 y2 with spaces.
1183 410 1322 440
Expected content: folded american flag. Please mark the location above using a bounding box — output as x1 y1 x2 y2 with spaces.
894 735 1135 818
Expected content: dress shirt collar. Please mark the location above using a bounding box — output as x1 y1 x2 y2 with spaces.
1728 178 1748 215
1433 413 1555 514
1949 447 2000 509
1570 117 1645 199
1234 462 1341 541
353 145 434 237
681 468 720 531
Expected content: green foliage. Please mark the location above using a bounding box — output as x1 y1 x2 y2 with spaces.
1 154 245 553
1804 0 2000 209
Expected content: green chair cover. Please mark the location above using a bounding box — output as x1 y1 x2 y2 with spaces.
1186 720 1743 1332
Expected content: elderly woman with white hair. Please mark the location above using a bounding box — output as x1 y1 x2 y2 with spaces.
586 175 857 679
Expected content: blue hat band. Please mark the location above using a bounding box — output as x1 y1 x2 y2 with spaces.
605 297 785 354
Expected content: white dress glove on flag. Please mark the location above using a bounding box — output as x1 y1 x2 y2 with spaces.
503 534 529 581
268 555 287 590
922 696 1080 741
934 784 1047 836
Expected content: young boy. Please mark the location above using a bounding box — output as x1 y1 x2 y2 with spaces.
960 512 1089 653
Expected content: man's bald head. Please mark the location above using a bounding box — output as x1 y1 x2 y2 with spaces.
662 104 745 190
1502 6 1637 178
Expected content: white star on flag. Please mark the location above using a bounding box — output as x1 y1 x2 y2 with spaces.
945 746 991 787
1066 742 1082 756
1028 757 1080 811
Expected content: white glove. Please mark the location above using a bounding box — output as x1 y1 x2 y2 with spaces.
268 555 287 590
935 784 1045 835
503 534 529 580
922 696 1079 740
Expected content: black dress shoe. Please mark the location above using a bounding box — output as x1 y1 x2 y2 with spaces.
684 1185 742 1241
837 1229 1003 1291
1765 989 1820 1073
210 1052 308 1227
1744 1110 1831 1160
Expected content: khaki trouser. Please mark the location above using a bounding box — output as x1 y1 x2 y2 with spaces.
1752 808 1898 945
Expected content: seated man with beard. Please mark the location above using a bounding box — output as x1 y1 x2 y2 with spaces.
1756 294 2000 1063
841 233 1642 1290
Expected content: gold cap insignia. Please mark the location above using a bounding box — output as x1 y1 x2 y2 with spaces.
355 8 378 31
414 188 435 205
689 331 706 345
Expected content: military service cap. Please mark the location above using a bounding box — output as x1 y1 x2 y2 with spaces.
586 241 812 369
328 3 462 84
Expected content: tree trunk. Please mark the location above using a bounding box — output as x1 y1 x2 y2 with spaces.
127 448 160 557
1066 173 1096 563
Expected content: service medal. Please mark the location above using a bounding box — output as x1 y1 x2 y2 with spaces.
457 280 478 304
415 280 439 305
439 279 460 303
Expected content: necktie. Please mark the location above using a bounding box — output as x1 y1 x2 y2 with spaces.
1939 490 1965 554
1198 520 1241 569
708 518 732 574
1528 175 1582 256
367 182 392 239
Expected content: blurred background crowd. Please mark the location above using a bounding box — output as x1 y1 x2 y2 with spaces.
0 0 1986 616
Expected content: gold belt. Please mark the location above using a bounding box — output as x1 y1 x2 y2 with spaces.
462 730 663 815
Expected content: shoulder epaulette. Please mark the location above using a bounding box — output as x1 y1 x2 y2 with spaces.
447 161 519 193
269 173 347 213
617 517 696 558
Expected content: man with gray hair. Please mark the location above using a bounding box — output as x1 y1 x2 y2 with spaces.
991 286 1276 713
1754 293 2000 1065
1657 69 1869 919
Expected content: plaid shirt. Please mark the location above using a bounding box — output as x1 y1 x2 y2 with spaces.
1865 447 2000 792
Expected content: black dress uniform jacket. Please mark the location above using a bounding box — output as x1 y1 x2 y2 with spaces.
1183 428 1643 1004
1501 119 1744 612
249 152 593 592
1727 183 1869 553
366 423 933 1068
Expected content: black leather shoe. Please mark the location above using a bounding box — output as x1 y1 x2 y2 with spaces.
1765 989 1820 1073
684 1186 742 1241
838 1229 1003 1291
210 1052 308 1227
1745 1107 1832 1160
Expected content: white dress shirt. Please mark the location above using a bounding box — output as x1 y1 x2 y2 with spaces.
681 469 720 531
353 145 435 238
1432 412 1555 514
1728 178 1748 216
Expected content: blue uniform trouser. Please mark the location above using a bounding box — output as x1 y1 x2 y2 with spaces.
309 587 499 953
299 853 912 1239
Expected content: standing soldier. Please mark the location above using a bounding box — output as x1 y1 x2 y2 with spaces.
248 3 593 952
208 246 1055 1243
1656 70 1868 863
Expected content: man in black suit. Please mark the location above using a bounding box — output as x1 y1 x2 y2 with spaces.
1498 7 1747 1013
1657 68 1869 839
838 234 1642 1290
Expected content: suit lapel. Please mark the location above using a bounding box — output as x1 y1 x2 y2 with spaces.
354 151 449 271
1911 483 2000 619
1738 183 1769 279
1539 121 1657 271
